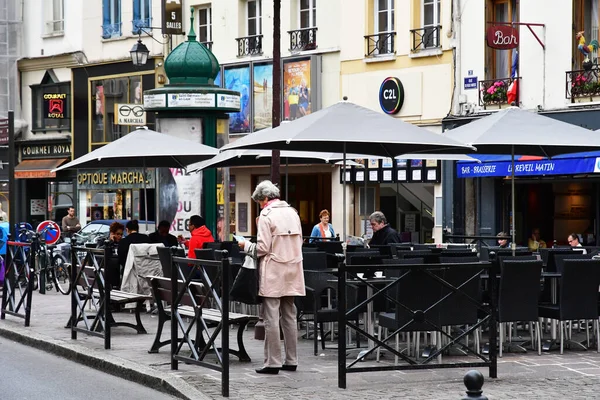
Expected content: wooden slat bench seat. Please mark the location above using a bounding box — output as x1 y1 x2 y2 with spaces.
148 276 258 361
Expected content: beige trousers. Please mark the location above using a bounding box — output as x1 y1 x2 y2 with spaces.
262 296 298 368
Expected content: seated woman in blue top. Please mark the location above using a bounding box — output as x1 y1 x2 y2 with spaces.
309 209 336 243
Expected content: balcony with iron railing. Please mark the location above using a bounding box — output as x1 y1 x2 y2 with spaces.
566 67 600 103
478 77 520 109
288 27 318 52
132 17 152 35
102 22 122 39
235 35 263 57
410 25 442 51
364 32 396 57
44 19 64 35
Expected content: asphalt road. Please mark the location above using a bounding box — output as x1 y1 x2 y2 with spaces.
0 339 178 400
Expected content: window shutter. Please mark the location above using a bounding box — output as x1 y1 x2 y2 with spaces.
102 0 111 38
133 0 141 33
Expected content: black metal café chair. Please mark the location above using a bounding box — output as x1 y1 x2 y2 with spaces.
297 270 362 356
434 263 484 360
539 259 600 354
497 259 543 356
439 255 480 264
377 259 445 364
316 241 343 254
439 249 479 258
302 251 328 270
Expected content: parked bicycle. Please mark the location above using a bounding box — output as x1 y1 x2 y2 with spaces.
19 225 71 295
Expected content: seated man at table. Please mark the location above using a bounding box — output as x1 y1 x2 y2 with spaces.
180 215 215 259
568 233 587 254
118 220 151 268
149 220 178 248
368 211 401 246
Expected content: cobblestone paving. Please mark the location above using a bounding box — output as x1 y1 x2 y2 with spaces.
4 291 600 399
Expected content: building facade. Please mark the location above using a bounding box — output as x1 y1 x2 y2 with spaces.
185 0 453 242
445 0 600 247
17 0 165 226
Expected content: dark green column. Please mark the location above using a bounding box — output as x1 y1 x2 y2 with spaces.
203 114 217 237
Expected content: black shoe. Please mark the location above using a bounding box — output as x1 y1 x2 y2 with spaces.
281 365 297 371
255 367 279 374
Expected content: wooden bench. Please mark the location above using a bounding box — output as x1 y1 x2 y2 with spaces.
148 276 258 361
70 264 150 336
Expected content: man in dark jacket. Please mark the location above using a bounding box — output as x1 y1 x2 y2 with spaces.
118 220 151 268
368 211 401 246
149 220 178 247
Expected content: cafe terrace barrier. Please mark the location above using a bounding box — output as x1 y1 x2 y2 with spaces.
337 261 497 389
167 250 231 397
1 241 36 326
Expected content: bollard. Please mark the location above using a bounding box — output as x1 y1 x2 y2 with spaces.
461 370 488 400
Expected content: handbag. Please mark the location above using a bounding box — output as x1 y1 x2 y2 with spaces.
229 243 262 304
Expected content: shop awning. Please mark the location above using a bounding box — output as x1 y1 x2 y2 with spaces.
456 152 600 178
15 158 68 179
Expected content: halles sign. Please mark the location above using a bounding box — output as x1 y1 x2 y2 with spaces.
486 25 519 50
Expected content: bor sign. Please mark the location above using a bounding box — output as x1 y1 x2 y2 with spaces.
163 0 183 35
486 25 519 50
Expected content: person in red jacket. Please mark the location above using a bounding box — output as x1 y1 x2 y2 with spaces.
182 215 215 258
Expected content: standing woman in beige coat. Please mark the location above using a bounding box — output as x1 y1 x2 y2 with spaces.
241 180 305 374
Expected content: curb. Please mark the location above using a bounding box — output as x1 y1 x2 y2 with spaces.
0 323 211 400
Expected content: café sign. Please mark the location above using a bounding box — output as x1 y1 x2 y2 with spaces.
163 0 183 35
77 168 156 189
21 143 71 159
486 25 519 50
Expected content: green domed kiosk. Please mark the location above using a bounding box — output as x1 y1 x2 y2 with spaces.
144 8 240 238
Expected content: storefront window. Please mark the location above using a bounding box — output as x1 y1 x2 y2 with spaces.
31 82 70 131
48 181 74 223
80 189 133 222
91 75 143 145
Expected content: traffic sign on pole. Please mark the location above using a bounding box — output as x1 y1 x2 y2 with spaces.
36 220 61 245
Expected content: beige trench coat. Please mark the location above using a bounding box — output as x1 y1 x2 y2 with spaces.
256 200 305 298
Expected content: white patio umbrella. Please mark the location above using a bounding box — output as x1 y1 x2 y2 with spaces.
444 107 600 251
221 101 475 242
53 126 219 232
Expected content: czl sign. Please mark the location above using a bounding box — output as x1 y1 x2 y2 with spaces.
379 77 404 115
486 25 519 50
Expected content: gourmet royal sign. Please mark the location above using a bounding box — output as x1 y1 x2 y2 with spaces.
486 25 519 50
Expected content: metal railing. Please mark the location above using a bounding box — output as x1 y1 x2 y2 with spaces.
410 25 442 51
101 22 122 39
364 32 396 57
478 77 520 109
288 27 318 52
44 19 64 35
337 261 497 388
132 17 152 35
1 241 35 326
235 34 263 57
201 41 213 50
566 67 600 102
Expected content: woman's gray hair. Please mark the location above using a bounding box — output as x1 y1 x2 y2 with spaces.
369 211 387 225
252 180 280 202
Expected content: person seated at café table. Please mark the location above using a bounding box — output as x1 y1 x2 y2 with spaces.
368 211 401 246
497 231 511 248
309 209 336 243
528 227 547 252
149 220 178 248
568 233 587 254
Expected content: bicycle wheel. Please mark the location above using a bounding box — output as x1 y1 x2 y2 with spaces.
51 254 71 295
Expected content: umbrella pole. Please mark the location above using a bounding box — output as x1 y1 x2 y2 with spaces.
511 146 516 256
285 157 289 201
343 143 347 248
143 158 149 234
364 167 368 248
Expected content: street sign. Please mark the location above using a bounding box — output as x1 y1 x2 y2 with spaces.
464 77 478 90
36 220 61 245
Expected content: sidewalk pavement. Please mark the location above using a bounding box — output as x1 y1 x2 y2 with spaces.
2 290 600 399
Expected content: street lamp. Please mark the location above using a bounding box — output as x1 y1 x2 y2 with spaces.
130 38 150 66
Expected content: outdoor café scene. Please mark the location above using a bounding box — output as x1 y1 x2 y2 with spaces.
4 103 600 398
